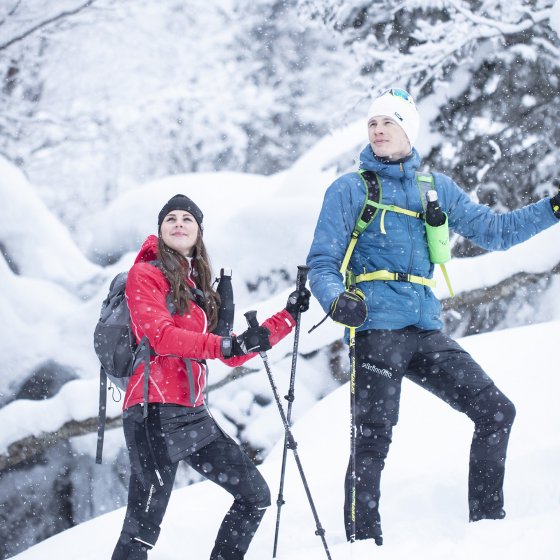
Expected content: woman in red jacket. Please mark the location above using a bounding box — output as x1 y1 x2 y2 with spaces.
112 194 310 560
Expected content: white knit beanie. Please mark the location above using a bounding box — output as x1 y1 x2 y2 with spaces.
367 89 420 146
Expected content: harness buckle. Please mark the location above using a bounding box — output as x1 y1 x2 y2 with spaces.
396 272 408 282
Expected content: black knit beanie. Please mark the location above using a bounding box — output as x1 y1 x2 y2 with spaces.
157 194 204 232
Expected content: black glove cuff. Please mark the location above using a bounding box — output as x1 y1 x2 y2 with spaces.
330 290 368 328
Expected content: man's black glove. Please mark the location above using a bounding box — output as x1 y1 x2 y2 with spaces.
221 325 272 358
329 289 368 328
551 180 560 219
285 288 311 320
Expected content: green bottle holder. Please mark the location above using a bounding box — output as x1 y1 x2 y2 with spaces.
425 214 451 264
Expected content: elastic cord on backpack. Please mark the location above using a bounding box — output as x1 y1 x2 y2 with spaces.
108 383 122 403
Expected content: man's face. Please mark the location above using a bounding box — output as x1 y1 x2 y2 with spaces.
368 115 411 160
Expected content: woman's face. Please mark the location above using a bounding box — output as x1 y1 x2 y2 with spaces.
160 210 199 257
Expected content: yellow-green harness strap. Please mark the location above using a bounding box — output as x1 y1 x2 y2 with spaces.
355 269 436 288
439 263 454 297
370 202 421 235
340 233 359 278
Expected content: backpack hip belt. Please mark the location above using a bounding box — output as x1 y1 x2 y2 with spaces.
353 269 436 288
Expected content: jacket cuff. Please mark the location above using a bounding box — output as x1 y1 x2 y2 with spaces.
279 308 297 328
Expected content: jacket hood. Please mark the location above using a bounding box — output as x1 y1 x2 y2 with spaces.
359 144 421 179
134 235 159 264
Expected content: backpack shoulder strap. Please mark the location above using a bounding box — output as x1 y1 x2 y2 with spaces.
340 170 382 281
354 170 382 236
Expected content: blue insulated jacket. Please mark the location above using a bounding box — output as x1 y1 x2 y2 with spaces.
307 144 559 332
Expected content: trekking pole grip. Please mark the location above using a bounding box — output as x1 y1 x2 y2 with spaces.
244 310 259 329
296 265 309 292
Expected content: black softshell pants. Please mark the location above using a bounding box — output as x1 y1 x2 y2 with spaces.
112 404 271 560
344 327 516 541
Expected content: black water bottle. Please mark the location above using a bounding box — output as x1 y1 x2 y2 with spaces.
425 190 445 227
215 268 235 336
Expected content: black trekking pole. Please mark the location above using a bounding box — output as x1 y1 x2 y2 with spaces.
272 265 309 558
349 325 357 544
244 310 332 560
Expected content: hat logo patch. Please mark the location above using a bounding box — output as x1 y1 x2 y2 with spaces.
394 111 404 122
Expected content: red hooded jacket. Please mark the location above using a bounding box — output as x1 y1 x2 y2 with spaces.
123 235 295 410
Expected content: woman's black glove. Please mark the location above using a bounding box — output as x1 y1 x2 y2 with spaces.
285 288 311 320
221 325 272 358
329 289 368 328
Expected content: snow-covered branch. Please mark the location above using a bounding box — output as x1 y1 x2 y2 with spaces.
447 0 552 35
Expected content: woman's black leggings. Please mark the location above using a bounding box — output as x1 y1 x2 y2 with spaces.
112 405 270 560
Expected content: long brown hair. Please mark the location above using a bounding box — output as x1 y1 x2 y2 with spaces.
157 233 220 331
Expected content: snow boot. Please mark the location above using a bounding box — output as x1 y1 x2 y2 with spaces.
470 508 506 522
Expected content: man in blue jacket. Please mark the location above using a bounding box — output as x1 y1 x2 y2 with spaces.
306 88 560 546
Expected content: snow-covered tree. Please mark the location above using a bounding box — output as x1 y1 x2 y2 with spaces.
297 0 560 255
1 0 354 227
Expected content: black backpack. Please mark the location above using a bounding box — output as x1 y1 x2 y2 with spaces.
93 267 156 464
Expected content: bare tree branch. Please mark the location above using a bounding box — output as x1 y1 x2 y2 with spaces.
0 1 23 27
206 365 260 390
0 0 97 51
0 415 121 471
0 363 261 471
442 261 560 312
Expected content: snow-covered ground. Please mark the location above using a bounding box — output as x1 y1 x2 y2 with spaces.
12 320 560 560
